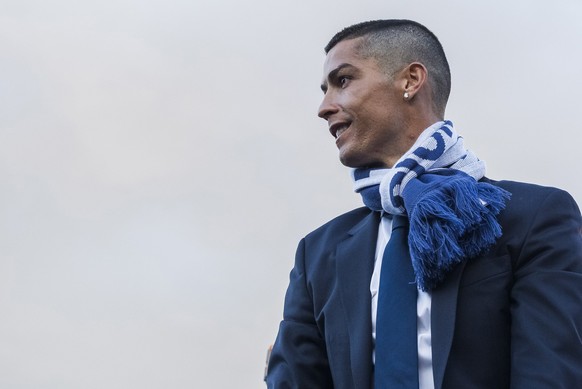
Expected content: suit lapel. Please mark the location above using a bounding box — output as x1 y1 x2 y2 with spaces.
335 210 379 388
431 261 466 389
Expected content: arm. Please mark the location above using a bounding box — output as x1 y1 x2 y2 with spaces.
510 189 582 388
266 239 333 389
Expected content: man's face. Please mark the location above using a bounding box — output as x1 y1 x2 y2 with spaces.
318 37 409 168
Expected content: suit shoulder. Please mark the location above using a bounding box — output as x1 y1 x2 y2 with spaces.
486 178 581 222
489 179 578 206
491 179 566 194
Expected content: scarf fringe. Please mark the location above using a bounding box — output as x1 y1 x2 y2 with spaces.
407 176 511 291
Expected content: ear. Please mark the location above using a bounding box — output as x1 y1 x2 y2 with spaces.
400 62 428 99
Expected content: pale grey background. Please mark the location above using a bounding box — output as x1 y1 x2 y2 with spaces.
1 0 581 388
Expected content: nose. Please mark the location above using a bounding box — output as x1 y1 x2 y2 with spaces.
318 93 339 121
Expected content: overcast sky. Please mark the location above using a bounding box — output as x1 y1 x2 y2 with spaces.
1 0 581 388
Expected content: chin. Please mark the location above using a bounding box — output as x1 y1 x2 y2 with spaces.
338 150 357 168
338 150 373 169
340 141 396 168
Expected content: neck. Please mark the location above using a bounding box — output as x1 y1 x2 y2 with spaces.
382 116 443 168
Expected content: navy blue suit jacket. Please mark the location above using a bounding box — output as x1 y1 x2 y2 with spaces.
267 180 582 388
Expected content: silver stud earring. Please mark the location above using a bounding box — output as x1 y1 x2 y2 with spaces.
404 91 410 100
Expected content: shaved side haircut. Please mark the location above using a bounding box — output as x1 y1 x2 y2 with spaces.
325 20 451 116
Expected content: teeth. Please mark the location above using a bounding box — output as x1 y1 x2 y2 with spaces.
335 124 348 138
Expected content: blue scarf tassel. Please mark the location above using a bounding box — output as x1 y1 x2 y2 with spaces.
404 170 511 291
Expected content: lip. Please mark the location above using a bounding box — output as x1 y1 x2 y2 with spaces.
329 121 351 139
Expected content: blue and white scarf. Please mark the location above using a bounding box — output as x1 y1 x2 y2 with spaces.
352 121 511 291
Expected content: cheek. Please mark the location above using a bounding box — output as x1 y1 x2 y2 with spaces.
338 86 370 110
337 93 359 111
358 105 391 129
357 92 392 117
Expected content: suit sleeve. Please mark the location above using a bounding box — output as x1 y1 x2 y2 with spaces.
510 189 582 388
266 238 334 389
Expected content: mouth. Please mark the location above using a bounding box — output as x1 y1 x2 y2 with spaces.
329 122 351 140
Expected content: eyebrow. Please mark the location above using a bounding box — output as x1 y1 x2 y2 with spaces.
320 63 355 93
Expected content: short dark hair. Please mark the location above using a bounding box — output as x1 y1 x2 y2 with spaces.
325 20 451 115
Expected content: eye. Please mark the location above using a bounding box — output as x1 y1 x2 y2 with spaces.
339 76 350 87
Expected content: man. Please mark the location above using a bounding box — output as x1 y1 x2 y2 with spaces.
266 20 582 389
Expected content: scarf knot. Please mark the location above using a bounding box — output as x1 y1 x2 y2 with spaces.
352 121 511 291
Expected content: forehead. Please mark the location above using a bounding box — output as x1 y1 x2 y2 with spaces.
323 38 366 72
